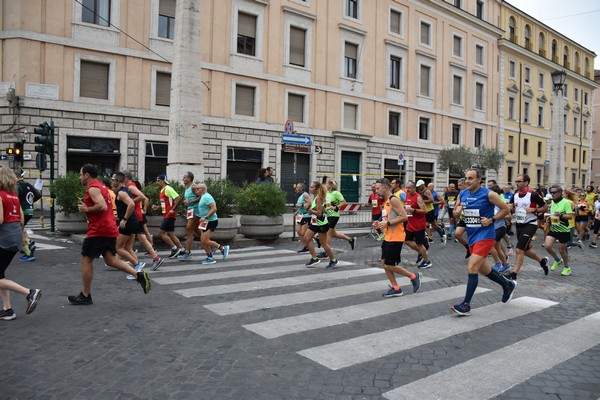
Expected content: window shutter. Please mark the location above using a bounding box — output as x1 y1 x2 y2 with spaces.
345 42 357 59
344 103 357 130
453 36 461 56
420 65 430 96
420 23 429 44
236 85 255 116
156 72 171 106
289 27 306 67
238 12 256 38
159 0 176 17
453 76 461 104
390 11 400 34
80 60 109 99
288 94 304 122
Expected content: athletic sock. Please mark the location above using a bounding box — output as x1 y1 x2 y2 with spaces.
409 273 416 280
464 273 478 304
153 256 159 261
393 285 400 291
486 268 510 288
207 252 213 258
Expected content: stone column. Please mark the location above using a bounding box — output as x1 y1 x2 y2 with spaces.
166 0 203 183
549 90 566 187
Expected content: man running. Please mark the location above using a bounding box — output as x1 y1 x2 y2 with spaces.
367 182 384 240
545 185 574 276
374 178 421 297
152 174 184 259
504 174 549 280
444 183 459 239
193 183 229 265
15 171 41 262
179 172 202 260
404 180 431 269
450 169 516 316
68 164 151 305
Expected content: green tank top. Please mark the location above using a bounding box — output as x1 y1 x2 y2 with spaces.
311 198 328 226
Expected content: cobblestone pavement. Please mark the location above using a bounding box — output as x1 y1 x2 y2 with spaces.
1 229 599 399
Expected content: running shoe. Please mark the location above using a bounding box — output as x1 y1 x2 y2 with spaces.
492 263 501 272
151 258 165 271
550 258 563 271
561 267 572 276
416 254 423 265
382 286 404 298
498 263 511 273
418 260 432 269
326 259 338 270
412 272 422 293
376 233 385 241
68 292 93 305
25 289 42 314
18 255 35 262
201 257 217 265
503 271 517 280
590 242 598 249
136 271 152 294
428 237 434 243
168 248 183 259
501 280 517 303
451 302 471 316
221 245 230 260
305 257 320 267
317 251 328 259
507 245 514 257
577 240 584 250
0 308 16 320
297 246 309 253
126 262 146 280
349 237 356 250
177 251 192 260
539 257 549 275
441 235 447 246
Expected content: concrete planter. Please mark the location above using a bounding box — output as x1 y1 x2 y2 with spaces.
210 217 239 242
239 215 284 240
56 212 88 234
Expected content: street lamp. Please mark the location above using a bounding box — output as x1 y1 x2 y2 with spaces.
551 69 567 94
549 69 567 187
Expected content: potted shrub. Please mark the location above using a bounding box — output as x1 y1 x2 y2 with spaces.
235 182 287 240
50 171 87 233
204 178 239 242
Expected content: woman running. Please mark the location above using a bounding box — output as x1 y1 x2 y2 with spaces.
304 181 337 269
294 183 312 253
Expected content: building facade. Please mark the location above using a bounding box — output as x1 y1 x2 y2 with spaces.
592 70 600 186
498 2 596 188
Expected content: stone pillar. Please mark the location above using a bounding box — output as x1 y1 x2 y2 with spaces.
166 0 203 183
549 90 566 187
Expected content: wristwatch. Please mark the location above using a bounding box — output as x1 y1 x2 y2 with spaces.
387 220 391 227
491 217 496 223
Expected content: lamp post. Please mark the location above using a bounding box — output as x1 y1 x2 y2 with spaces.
549 69 567 187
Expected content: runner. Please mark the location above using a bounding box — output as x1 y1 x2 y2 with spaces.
404 180 431 269
453 178 471 259
15 170 41 262
294 183 312 253
545 185 574 276
444 183 459 239
374 178 422 297
0 168 42 320
151 174 184 259
367 182 384 240
323 178 355 251
450 169 515 316
304 181 337 269
68 164 151 305
503 174 549 280
179 172 202 260
589 195 600 248
427 182 447 245
489 185 510 273
193 183 229 265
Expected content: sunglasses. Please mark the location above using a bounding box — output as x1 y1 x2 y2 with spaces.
550 191 560 194
514 180 524 183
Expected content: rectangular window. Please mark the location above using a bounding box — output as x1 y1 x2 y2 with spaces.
537 141 542 157
345 0 358 19
474 128 482 147
508 135 513 152
288 93 304 123
538 106 544 127
344 42 358 79
452 123 461 145
563 83 568 98
475 82 484 110
155 72 171 106
420 21 431 46
475 45 484 65
289 26 306 67
572 172 576 185
158 0 175 39
454 0 462 8
537 169 542 186
584 92 588 105
574 87 579 100
453 35 462 57
80 60 109 99
388 111 400 136
539 72 545 89
523 138 529 155
82 0 110 27
583 120 588 138
572 149 577 162
583 150 587 164
476 1 484 19
390 9 402 35
523 101 530 123
237 12 257 56
524 67 531 83
235 84 255 117
419 117 429 140
452 75 462 105
574 117 578 136
420 65 430 97
344 103 358 130
509 61 516 79
508 97 515 119
390 56 402 89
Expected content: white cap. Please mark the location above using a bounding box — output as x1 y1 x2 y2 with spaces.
416 179 425 187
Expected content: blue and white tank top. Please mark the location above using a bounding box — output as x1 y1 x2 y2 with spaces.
460 187 495 246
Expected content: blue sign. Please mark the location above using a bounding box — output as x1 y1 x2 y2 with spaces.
284 119 294 135
282 134 312 145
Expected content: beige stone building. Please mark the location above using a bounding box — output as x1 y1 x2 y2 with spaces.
0 0 505 202
498 2 596 188
593 70 600 186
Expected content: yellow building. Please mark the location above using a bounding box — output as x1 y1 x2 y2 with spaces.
499 2 596 188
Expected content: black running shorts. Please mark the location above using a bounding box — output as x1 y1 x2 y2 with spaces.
381 241 403 266
81 236 117 259
515 223 537 251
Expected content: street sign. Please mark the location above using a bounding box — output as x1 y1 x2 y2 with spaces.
282 143 311 154
398 153 405 166
314 145 322 154
284 119 294 135
282 134 312 145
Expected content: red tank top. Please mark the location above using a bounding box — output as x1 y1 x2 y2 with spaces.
127 183 144 221
85 180 119 238
405 191 426 232
0 190 21 223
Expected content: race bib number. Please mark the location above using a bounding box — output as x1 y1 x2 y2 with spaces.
405 206 412 217
381 209 387 218
515 208 527 223
199 221 208 230
160 200 166 214
311 215 317 225
447 201 456 209
187 209 194 220
550 215 560 226
296 214 303 223
372 200 378 208
463 209 481 227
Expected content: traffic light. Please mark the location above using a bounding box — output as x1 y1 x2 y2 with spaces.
34 121 54 155
6 147 15 156
14 140 24 162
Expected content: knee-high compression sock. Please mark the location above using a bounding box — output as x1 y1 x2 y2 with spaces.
464 273 478 304
486 268 510 288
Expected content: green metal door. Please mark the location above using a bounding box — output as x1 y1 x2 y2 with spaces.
341 151 361 202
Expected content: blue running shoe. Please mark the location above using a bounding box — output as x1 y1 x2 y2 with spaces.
498 263 511 273
418 260 432 269
177 252 192 260
201 257 217 265
127 262 146 280
451 302 471 316
502 280 517 303
412 272 422 293
305 257 320 267
382 286 404 297
221 245 230 260
19 255 35 262
326 259 338 270
317 252 328 259
492 263 501 272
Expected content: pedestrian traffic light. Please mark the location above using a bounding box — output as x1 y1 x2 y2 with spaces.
34 121 54 155
14 140 24 162
6 147 15 156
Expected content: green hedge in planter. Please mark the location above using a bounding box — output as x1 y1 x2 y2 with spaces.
50 172 86 215
235 182 286 217
204 178 237 218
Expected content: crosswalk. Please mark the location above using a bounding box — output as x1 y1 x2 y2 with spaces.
147 245 600 398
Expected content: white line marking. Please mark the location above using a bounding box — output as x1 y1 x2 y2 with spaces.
154 245 273 257
297 297 558 370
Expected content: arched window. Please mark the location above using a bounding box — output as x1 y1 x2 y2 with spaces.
563 46 569 68
574 52 580 73
538 32 545 56
524 25 531 49
551 39 557 62
508 17 516 43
